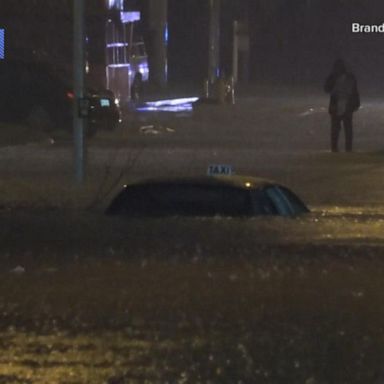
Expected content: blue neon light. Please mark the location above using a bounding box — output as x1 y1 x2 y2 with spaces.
137 104 193 113
145 97 199 107
137 97 199 113
107 42 129 48
0 29 4 59
107 63 131 68
164 23 168 45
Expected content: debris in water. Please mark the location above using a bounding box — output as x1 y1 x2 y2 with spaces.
10 265 25 274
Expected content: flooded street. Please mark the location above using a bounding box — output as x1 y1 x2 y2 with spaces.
2 90 384 382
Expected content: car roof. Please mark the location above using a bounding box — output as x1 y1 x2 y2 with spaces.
87 89 115 98
124 175 278 190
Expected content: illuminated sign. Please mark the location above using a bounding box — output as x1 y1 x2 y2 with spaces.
0 29 4 59
120 11 141 23
207 164 233 176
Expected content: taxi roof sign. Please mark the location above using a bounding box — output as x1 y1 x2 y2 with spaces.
207 164 233 176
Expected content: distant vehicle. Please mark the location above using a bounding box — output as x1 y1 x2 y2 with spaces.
69 89 122 136
106 10 149 103
0 60 121 137
106 175 310 217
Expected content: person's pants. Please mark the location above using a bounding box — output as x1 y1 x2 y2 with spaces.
331 114 353 152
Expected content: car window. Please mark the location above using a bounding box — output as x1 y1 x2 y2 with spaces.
132 44 140 57
138 43 146 56
108 183 251 216
264 186 293 217
250 189 278 215
158 184 250 216
159 184 251 216
277 186 309 215
263 186 308 217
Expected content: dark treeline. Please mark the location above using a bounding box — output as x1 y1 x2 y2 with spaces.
0 0 106 86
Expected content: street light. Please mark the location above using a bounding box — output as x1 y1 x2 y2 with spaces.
208 0 221 85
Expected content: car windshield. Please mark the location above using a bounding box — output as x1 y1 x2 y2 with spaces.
1 1 381 383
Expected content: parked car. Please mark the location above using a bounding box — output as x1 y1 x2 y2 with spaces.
69 89 122 136
106 175 310 217
0 60 121 137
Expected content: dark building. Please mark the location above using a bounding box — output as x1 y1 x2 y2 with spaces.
3 1 384 94
167 0 249 87
167 0 209 85
167 0 384 91
248 0 384 88
0 0 107 88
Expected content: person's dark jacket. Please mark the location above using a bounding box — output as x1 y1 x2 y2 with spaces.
324 71 360 116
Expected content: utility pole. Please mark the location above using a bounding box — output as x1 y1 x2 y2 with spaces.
148 0 168 89
208 0 221 84
232 20 239 84
73 0 86 183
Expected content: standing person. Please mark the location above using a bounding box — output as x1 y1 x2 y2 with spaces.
324 59 360 152
131 72 143 103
